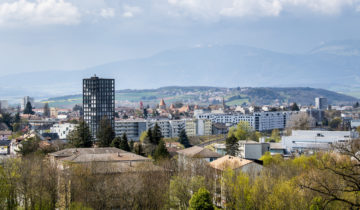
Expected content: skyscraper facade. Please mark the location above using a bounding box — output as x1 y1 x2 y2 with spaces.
315 97 328 110
83 75 115 139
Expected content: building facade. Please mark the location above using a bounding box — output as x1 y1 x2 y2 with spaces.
114 118 212 140
114 120 147 141
50 123 76 139
83 76 115 139
0 100 8 110
185 119 212 137
282 130 357 152
315 97 328 110
196 111 299 132
21 96 34 110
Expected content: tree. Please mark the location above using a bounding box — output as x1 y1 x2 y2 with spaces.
228 121 252 140
23 101 34 115
14 112 21 123
134 143 145 156
16 137 40 156
111 137 121 149
353 102 359 108
140 131 148 143
119 133 131 152
73 104 84 116
67 120 93 148
291 102 300 111
152 123 162 145
0 112 14 129
270 129 281 142
153 140 170 160
178 129 191 148
129 140 134 152
287 113 315 130
329 117 342 130
300 140 360 208
170 176 206 209
143 109 148 119
225 134 239 156
97 118 115 147
43 103 50 117
147 129 154 144
189 187 214 210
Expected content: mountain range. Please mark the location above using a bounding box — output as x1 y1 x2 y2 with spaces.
1 39 360 100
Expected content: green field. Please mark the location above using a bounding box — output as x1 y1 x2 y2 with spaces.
226 99 249 106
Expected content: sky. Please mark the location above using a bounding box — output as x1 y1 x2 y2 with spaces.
0 0 360 76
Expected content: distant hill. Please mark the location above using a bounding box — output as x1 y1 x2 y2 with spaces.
1 40 360 99
44 86 358 108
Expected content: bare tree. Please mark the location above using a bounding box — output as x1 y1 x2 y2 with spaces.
287 112 315 131
299 140 360 208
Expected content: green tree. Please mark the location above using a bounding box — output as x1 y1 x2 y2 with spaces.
16 137 40 156
228 121 252 140
14 112 21 123
329 117 342 130
97 118 115 147
0 112 14 129
23 101 34 115
189 187 214 210
225 134 239 156
270 129 281 142
178 129 191 148
139 131 148 143
143 109 148 119
152 123 162 145
43 103 50 117
170 176 206 209
153 140 170 160
67 120 93 148
110 137 121 149
134 143 145 156
119 133 131 151
291 102 300 111
353 102 359 108
147 129 154 144
129 140 134 152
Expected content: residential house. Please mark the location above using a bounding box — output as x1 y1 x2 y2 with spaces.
209 155 263 207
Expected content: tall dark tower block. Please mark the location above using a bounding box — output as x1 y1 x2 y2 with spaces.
83 75 115 139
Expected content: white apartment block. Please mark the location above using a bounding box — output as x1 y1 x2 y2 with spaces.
50 123 76 139
185 119 212 137
196 111 299 132
114 120 147 141
115 119 212 140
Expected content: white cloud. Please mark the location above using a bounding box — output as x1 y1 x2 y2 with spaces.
220 0 282 17
0 0 80 26
283 0 357 15
167 0 360 19
122 5 142 18
100 8 115 18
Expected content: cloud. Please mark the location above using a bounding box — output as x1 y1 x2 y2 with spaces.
122 5 142 18
0 0 80 26
283 0 357 15
167 0 360 19
100 8 115 18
